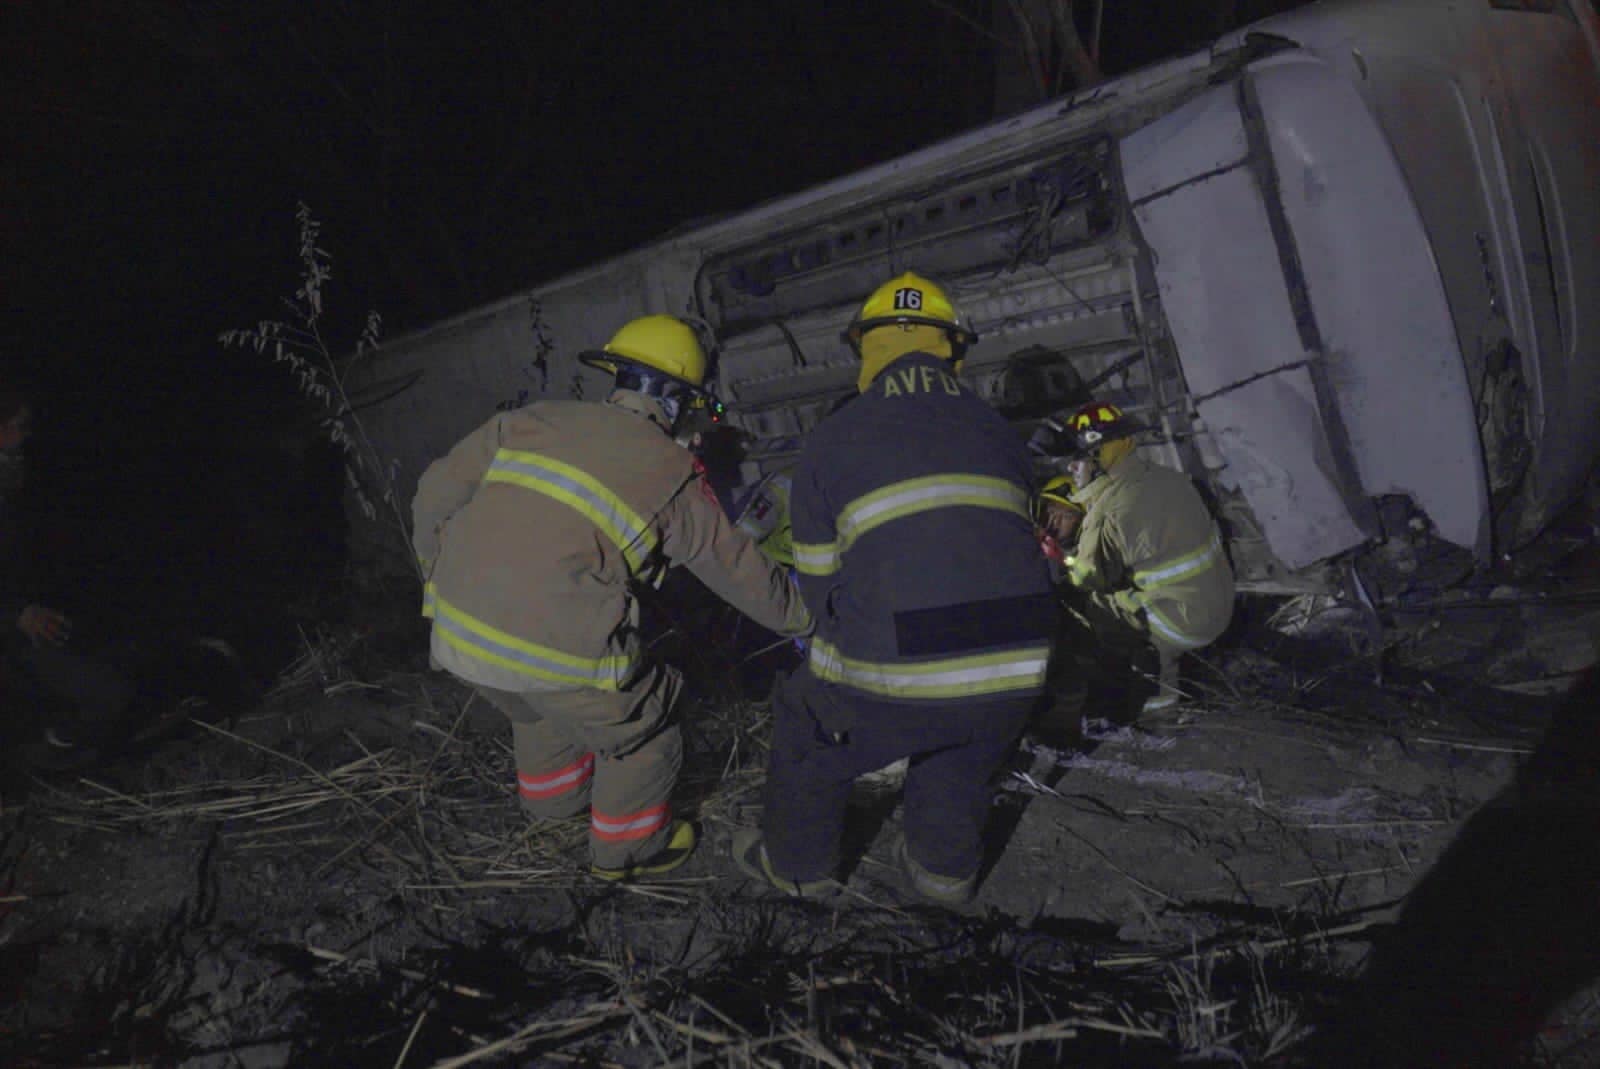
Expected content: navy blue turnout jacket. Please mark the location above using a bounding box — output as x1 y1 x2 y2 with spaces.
790 352 1055 703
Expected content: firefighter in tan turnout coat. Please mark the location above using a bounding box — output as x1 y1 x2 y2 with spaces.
1033 401 1234 717
412 316 812 880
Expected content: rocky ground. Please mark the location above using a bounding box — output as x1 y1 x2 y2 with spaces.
3 553 1599 1067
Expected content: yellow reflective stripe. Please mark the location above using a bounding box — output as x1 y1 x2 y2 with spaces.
758 530 796 568
483 449 658 571
1132 529 1224 590
429 590 631 689
836 475 1029 554
1112 588 1142 614
1067 555 1096 586
422 580 438 619
793 539 841 576
796 475 1028 576
1143 600 1213 650
808 638 1050 700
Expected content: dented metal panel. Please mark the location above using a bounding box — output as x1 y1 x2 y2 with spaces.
1248 52 1488 558
1222 0 1600 548
1121 81 1369 570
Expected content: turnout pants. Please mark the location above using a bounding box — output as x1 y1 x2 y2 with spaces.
477 665 684 870
761 664 1036 883
1054 591 1179 719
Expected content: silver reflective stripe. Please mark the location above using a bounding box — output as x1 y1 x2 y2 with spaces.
792 540 840 576
591 803 670 841
836 475 1029 553
808 638 1050 700
484 449 658 571
795 475 1028 576
518 755 595 795
1134 529 1224 589
1143 601 1213 650
430 592 632 690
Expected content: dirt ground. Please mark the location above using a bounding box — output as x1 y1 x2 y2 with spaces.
4 557 1600 1066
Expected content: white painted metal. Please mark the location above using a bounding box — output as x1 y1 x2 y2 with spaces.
1225 0 1600 541
1121 80 1370 570
1251 51 1488 556
349 0 1600 596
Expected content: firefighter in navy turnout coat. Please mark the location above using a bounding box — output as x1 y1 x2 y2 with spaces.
732 274 1056 904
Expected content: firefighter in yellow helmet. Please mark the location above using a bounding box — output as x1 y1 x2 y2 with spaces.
412 314 811 881
841 270 978 391
1034 473 1083 567
1031 400 1234 719
732 272 1055 905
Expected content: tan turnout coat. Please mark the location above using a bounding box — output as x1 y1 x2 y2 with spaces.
1067 453 1234 652
413 393 811 693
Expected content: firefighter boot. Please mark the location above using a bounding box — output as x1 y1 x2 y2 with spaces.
896 838 978 906
731 828 841 899
591 820 698 882
1141 646 1184 715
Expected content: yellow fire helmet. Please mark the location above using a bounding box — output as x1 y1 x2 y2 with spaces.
841 272 978 358
1038 474 1076 508
1034 473 1082 524
580 315 707 389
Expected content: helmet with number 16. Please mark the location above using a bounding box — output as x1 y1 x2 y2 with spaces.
841 272 978 359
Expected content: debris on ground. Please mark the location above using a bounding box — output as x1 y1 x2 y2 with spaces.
3 546 1598 1065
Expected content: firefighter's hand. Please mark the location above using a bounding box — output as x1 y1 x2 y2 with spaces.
18 604 71 647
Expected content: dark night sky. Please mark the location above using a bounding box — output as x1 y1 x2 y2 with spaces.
3 2 1280 383
1 0 1291 660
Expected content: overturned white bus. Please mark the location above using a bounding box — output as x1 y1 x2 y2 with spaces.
348 0 1600 601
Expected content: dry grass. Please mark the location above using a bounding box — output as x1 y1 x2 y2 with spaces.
23 701 1345 1067
10 626 1366 1067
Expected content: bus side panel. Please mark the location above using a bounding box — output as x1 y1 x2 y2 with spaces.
1121 83 1369 570
1251 52 1487 556
1479 2 1600 539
